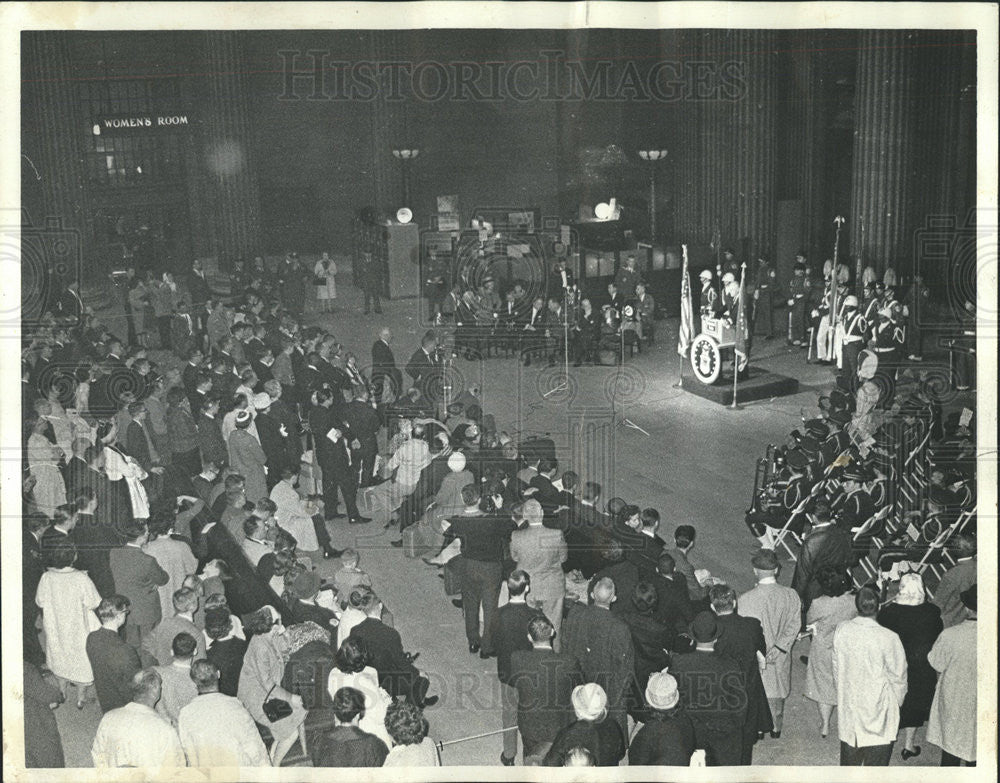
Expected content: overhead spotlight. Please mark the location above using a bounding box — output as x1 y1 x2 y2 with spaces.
396 207 413 224
594 202 612 221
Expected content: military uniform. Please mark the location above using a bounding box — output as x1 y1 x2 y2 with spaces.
839 306 866 386
870 316 906 406
786 273 810 345
753 262 777 338
700 283 722 320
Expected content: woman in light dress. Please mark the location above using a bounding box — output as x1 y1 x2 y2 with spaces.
370 420 431 526
35 540 101 708
803 566 857 737
97 418 149 523
313 252 337 312
26 414 67 518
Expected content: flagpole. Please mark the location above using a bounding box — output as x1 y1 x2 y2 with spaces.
732 261 746 409
675 243 692 388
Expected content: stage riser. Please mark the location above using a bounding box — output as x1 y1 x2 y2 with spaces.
680 367 799 406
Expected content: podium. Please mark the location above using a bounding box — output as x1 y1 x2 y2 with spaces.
385 223 420 299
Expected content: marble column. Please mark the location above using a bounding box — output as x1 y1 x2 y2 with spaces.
202 31 262 268
849 30 917 275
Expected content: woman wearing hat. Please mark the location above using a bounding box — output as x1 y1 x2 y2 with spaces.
313 252 337 312
628 671 696 766
228 409 268 503
877 573 944 760
542 683 625 767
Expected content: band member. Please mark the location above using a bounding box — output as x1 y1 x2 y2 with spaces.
905 275 930 361
862 281 882 341
786 257 810 346
699 269 721 321
839 295 865 387
753 257 777 339
832 468 876 533
572 298 600 366
869 304 906 407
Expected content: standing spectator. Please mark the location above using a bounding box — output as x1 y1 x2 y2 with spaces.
357 251 383 315
151 273 178 349
803 567 857 737
91 669 186 769
619 582 684 722
314 252 338 311
791 502 852 616
833 586 908 766
543 683 626 767
311 686 388 766
709 584 773 762
738 549 802 739
228 410 268 503
669 611 748 766
371 327 402 404
931 534 976 628
647 553 696 632
143 509 199 622
178 659 271 767
86 595 141 713
196 396 228 468
444 483 514 655
509 499 568 645
70 487 119 598
237 607 307 766
383 699 441 767
560 577 635 739
109 522 169 652
35 540 101 708
143 588 206 666
166 388 201 477
23 662 65 768
509 616 584 765
927 584 977 766
627 672 696 766
876 573 944 760
152 632 200 725
23 512 50 666
27 414 67 518
491 570 545 765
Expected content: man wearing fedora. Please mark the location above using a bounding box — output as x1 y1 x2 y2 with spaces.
738 549 802 741
669 611 748 766
542 683 625 767
628 671 696 766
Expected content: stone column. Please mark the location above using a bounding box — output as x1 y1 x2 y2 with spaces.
849 30 917 274
202 31 262 268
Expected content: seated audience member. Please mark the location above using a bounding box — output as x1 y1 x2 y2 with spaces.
91 669 186 769
325 637 393 749
666 524 708 603
204 606 249 697
284 568 338 630
311 686 389 767
152 632 199 725
178 660 270 767
86 595 142 713
383 699 441 767
332 549 372 609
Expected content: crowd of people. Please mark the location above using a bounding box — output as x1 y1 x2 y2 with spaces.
19 248 978 771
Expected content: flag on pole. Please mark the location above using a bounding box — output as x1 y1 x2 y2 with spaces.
734 261 750 372
678 244 695 357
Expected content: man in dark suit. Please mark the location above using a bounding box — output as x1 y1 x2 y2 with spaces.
670 612 748 766
491 571 545 765
71 487 119 597
310 390 368 525
122 402 161 476
109 522 170 653
196 396 228 468
710 584 773 762
630 508 667 574
22 512 49 666
648 553 696 631
370 327 402 405
509 615 583 765
62 438 92 499
405 333 440 401
790 502 852 616
561 482 615 578
560 577 635 739
357 251 383 314
347 586 437 707
252 394 294 491
525 459 562 518
339 387 382 489
86 595 142 713
262 380 302 467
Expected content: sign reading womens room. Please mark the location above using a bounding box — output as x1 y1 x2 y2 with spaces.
92 115 192 135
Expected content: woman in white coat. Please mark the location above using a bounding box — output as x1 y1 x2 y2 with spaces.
313 252 337 312
27 415 67 518
35 540 101 708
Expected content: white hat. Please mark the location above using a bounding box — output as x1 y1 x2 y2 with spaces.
252 392 271 410
645 672 680 711
235 410 252 426
699 269 712 281
843 295 859 308
447 452 467 472
571 683 608 721
722 272 736 285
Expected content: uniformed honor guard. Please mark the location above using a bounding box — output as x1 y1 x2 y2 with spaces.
869 303 906 407
786 257 810 346
832 467 877 533
753 257 777 339
839 295 865 387
699 269 721 322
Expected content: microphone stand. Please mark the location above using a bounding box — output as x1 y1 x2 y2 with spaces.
542 287 573 398
614 313 650 436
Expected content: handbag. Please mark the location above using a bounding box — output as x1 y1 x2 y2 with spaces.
313 276 327 286
262 683 293 722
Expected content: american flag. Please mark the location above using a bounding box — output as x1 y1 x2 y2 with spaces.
678 244 695 357
734 261 750 371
